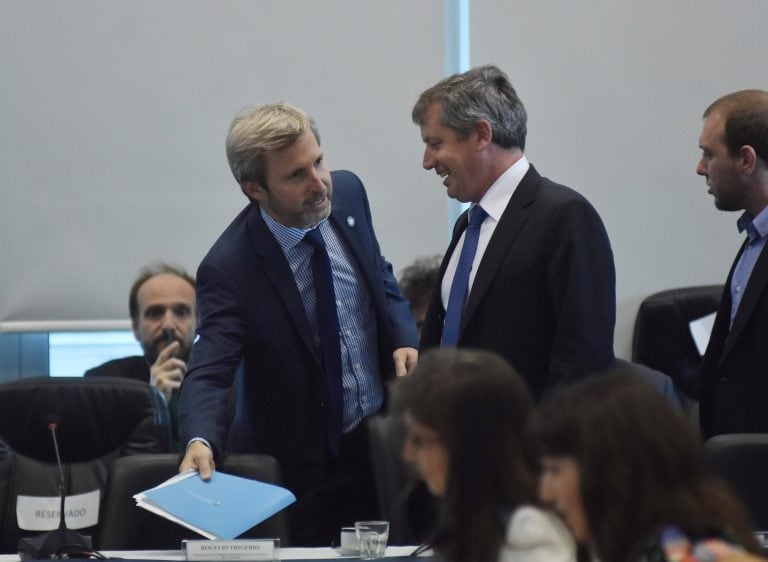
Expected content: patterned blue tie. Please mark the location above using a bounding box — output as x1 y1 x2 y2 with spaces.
303 227 343 455
441 205 488 346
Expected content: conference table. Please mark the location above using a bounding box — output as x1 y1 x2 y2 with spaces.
0 545 425 562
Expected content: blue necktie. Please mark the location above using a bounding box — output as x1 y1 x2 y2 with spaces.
441 205 488 347
304 227 343 455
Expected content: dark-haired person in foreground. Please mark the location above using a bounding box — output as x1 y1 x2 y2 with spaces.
413 64 615 400
529 373 761 562
394 348 574 562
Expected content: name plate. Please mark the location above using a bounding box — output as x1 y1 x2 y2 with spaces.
184 539 279 561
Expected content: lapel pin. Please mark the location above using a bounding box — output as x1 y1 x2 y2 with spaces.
346 216 355 228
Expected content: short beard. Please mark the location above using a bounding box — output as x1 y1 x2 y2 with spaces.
141 337 191 365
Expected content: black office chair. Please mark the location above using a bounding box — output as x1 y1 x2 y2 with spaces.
366 413 412 544
98 453 290 549
367 413 437 546
632 285 722 400
0 376 171 553
704 433 768 531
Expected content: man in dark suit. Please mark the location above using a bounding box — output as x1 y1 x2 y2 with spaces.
85 262 196 450
696 90 768 438
178 103 419 545
413 65 616 400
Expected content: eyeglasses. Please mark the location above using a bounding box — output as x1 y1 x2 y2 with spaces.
404 432 441 450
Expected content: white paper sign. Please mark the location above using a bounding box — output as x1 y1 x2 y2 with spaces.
16 489 100 531
689 312 717 356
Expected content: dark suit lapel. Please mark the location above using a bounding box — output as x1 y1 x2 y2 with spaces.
420 214 467 345
447 212 469 255
328 200 376 290
461 167 538 331
246 206 320 362
330 200 365 263
722 239 768 361
440 210 469 302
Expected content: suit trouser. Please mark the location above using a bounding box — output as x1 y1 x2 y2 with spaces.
287 421 379 546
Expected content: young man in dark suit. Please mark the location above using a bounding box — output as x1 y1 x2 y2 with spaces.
178 103 418 545
696 89 768 438
413 65 616 400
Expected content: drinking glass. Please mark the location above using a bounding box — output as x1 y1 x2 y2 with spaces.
354 520 389 559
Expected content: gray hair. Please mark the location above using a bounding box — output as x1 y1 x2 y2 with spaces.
412 65 527 150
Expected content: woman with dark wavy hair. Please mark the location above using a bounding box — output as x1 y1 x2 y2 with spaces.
528 372 761 562
394 348 574 562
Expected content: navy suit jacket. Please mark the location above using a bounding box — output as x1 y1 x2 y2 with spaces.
179 170 418 495
700 238 768 438
420 165 616 400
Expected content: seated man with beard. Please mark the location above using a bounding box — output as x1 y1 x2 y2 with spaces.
85 262 196 451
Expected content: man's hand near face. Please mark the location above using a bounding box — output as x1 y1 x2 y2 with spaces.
150 341 187 402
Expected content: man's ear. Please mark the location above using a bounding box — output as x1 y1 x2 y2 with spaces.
131 320 140 342
739 145 758 176
474 119 493 149
241 181 266 202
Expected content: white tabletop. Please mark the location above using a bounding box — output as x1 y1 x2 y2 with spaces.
0 545 420 561
116 546 416 559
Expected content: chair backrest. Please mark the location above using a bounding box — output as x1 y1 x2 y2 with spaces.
0 376 171 553
366 413 410 544
367 413 438 545
632 285 722 398
98 453 290 549
704 433 768 531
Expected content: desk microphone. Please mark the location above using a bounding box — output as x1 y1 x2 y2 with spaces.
18 420 93 559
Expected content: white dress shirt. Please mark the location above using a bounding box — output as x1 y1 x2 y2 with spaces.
441 156 530 309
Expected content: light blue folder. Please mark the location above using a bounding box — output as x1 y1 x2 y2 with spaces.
141 471 296 540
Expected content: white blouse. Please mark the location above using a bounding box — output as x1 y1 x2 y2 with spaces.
499 505 576 562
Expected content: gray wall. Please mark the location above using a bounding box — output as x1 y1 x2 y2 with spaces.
0 0 447 325
472 0 768 357
2 0 767 359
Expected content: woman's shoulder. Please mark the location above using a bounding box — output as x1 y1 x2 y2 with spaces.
500 505 576 562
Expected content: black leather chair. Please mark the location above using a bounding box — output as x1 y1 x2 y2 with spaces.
0 376 171 553
704 433 768 531
367 413 437 546
366 413 412 544
632 285 722 399
98 453 290 549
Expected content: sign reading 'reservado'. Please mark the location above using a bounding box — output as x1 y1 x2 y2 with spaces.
16 490 100 531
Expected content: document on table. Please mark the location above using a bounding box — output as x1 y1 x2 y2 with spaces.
134 469 296 540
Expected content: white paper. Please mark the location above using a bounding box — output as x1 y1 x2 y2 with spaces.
16 489 100 531
134 470 216 540
689 312 717 356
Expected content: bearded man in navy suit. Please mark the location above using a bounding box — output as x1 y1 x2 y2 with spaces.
178 103 419 545
414 65 616 400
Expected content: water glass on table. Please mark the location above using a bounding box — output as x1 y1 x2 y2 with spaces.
354 520 389 559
